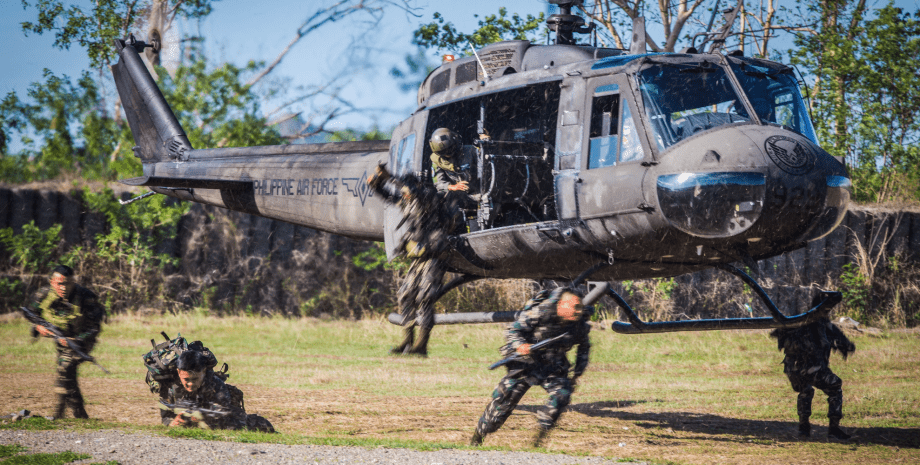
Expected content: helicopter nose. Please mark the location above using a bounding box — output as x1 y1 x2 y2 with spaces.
744 126 850 242
654 125 850 243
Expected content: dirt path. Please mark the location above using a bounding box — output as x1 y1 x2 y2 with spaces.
3 371 918 465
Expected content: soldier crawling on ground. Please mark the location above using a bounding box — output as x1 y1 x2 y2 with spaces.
471 287 591 447
27 265 105 419
159 350 275 432
770 299 856 440
367 160 461 357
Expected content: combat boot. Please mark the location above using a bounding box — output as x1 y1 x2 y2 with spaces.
799 419 811 438
532 427 550 448
71 404 89 419
470 431 484 446
406 326 431 357
53 402 67 420
390 327 414 355
827 418 851 440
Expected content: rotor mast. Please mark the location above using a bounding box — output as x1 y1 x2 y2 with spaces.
547 0 593 45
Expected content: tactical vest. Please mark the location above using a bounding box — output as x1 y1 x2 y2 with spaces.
39 287 90 334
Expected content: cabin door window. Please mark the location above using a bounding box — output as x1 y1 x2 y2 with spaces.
589 83 645 169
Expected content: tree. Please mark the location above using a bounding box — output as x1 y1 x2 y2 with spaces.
790 1 920 203
413 7 545 55
578 0 718 51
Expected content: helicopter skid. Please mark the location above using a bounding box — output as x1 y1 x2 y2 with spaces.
389 263 841 332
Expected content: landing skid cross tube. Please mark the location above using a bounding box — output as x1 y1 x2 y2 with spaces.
610 263 842 334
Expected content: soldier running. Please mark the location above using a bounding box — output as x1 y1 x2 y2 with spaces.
770 301 856 440
161 350 274 432
471 287 591 447
28 265 105 419
367 161 461 357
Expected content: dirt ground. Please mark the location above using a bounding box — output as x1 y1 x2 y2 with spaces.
3 370 918 465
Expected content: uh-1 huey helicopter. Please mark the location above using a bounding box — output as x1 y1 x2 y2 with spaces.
111 0 850 334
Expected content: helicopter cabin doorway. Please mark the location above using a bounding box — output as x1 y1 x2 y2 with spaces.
424 79 562 232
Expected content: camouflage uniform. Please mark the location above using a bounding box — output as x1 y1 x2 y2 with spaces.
431 149 478 211
161 371 274 432
368 165 460 355
32 285 105 419
770 318 855 439
474 288 591 445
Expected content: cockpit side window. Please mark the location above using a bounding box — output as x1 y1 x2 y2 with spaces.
394 133 416 176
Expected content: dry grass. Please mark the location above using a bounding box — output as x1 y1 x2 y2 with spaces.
1 314 919 464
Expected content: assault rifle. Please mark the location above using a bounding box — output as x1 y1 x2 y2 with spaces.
159 400 231 428
488 332 570 370
19 306 110 374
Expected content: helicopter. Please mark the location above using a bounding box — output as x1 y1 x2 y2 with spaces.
111 0 850 334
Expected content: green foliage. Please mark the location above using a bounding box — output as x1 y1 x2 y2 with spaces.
20 0 217 72
0 70 131 182
0 222 66 273
351 242 407 273
414 8 546 55
156 57 282 150
790 2 920 203
0 445 26 459
840 262 871 318
328 127 390 142
0 450 91 465
0 417 56 431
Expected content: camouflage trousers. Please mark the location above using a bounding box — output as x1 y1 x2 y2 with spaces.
786 364 843 420
475 367 574 437
396 257 446 330
54 346 89 419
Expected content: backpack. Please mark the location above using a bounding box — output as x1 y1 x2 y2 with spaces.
142 331 229 394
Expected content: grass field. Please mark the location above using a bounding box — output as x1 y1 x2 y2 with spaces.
1 313 918 464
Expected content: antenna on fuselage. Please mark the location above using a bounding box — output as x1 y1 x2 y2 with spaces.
468 42 490 82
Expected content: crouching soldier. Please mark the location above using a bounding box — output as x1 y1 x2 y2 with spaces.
160 350 274 432
471 287 591 447
770 307 856 440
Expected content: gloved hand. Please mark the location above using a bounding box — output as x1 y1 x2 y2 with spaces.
516 343 532 356
448 181 469 191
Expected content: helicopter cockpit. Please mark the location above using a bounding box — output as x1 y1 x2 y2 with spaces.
637 56 817 152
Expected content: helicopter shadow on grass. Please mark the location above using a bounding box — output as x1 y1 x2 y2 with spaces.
560 400 920 449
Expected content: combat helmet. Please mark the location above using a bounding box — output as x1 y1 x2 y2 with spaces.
429 128 461 157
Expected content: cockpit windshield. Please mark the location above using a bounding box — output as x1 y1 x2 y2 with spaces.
638 62 751 151
727 58 818 143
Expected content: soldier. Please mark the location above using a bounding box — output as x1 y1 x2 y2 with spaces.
161 350 274 432
29 265 105 419
429 127 477 210
770 306 856 440
367 164 460 357
471 287 591 447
